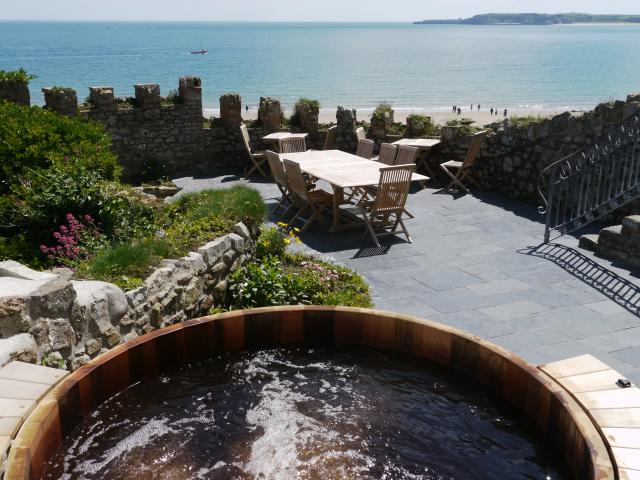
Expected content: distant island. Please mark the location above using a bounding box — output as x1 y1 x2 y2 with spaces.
414 13 640 25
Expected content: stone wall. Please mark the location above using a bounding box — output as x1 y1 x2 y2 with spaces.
0 222 258 371
0 78 30 106
425 95 640 202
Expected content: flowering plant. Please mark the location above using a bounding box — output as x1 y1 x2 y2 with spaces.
256 223 301 259
39 213 104 267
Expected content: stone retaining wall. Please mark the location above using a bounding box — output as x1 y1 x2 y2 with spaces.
0 222 258 371
425 96 640 203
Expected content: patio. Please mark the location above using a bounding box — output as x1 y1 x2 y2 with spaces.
175 174 640 383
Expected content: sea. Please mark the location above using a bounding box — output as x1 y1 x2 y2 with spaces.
1 21 639 113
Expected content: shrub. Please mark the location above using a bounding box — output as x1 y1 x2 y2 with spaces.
229 253 372 309
294 98 320 113
229 257 309 308
446 118 483 136
39 213 104 268
256 224 300 259
0 68 36 82
406 114 440 137
0 101 119 194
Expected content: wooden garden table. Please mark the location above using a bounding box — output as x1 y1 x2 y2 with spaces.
391 138 441 177
282 150 429 231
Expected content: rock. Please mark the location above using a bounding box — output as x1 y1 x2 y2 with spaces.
70 354 91 371
102 327 121 348
26 277 76 320
122 332 138 343
85 338 102 356
0 295 30 337
232 222 251 241
43 351 66 369
150 303 163 328
71 280 127 338
29 318 75 354
198 237 232 265
0 333 38 367
0 260 57 281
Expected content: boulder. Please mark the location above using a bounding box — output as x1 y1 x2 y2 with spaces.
0 260 57 281
0 333 38 367
29 318 75 354
71 281 127 338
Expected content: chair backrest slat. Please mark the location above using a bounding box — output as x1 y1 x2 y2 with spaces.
372 164 415 214
266 150 287 189
240 124 253 155
395 145 419 165
355 126 366 142
279 137 306 154
356 139 375 159
282 159 309 202
377 143 398 165
461 130 488 169
323 125 337 150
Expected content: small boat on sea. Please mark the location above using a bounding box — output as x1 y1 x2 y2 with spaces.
190 50 208 55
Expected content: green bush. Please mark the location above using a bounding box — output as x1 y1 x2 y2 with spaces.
406 114 440 137
230 226 372 309
0 165 161 265
256 224 299 259
229 256 309 307
229 253 372 309
0 102 119 194
0 68 36 82
294 98 320 113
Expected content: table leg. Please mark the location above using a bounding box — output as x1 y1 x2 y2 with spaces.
417 149 435 184
331 185 343 232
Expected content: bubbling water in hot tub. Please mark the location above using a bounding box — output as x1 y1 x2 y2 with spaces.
43 347 565 479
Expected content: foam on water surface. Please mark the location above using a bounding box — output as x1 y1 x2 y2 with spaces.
42 347 568 479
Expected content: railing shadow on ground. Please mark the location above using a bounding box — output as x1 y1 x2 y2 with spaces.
520 243 640 317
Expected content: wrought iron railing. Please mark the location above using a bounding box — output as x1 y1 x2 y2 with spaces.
538 111 640 243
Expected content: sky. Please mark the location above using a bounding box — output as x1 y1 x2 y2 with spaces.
1 0 640 22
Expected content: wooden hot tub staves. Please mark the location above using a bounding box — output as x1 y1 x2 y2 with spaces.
5 306 615 480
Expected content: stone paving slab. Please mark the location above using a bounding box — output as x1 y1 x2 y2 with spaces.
174 175 640 383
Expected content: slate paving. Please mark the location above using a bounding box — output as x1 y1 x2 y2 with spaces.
174 174 640 383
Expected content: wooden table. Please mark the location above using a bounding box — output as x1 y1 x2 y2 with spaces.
392 138 441 177
282 150 429 231
262 132 309 152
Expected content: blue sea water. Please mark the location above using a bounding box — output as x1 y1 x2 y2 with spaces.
1 21 639 111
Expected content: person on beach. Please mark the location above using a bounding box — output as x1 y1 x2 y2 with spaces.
478 104 481 111
245 106 248 114
470 104 473 111
504 109 508 117
452 105 456 113
490 108 493 115
457 107 461 115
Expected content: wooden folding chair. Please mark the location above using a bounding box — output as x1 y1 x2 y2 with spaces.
355 126 366 142
439 130 487 193
266 150 296 218
356 139 375 159
279 136 306 153
240 124 267 177
375 143 398 165
323 125 337 150
283 159 333 231
358 164 415 248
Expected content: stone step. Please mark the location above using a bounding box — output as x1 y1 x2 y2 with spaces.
579 234 599 252
621 215 640 236
599 224 624 243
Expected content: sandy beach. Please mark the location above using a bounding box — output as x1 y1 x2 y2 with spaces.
203 106 582 126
